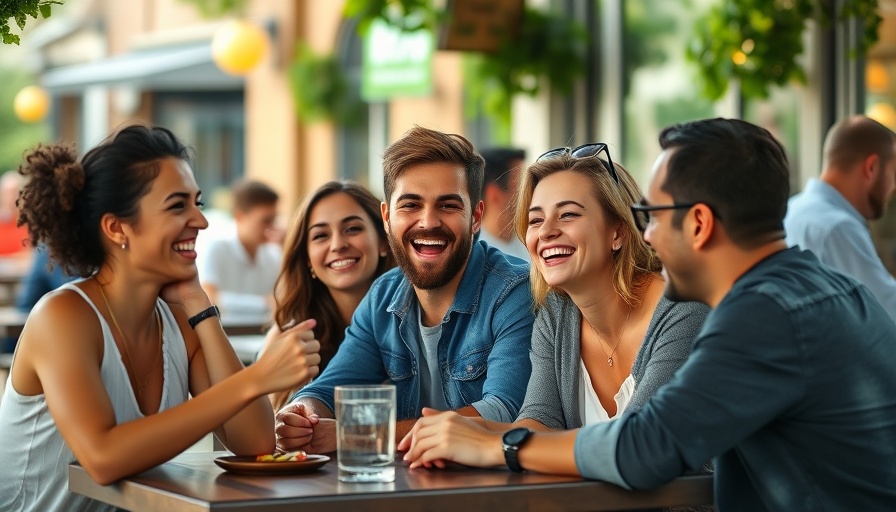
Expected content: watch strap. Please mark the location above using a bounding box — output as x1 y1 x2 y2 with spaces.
188 305 220 329
502 427 532 473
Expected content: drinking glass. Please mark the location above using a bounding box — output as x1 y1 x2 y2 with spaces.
335 384 396 483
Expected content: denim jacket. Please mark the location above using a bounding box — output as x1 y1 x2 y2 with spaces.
294 240 534 421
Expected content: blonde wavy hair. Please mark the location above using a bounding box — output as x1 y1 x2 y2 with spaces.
514 152 662 308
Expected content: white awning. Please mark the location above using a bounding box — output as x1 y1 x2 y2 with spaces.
41 42 243 94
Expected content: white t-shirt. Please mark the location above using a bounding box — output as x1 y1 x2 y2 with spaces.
197 235 282 325
477 230 529 261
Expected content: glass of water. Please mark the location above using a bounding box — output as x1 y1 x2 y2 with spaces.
335 384 396 483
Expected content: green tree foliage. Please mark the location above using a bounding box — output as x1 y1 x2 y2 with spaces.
175 0 247 18
343 0 436 35
288 44 363 126
463 8 587 129
0 67 49 172
1 0 61 45
688 0 881 100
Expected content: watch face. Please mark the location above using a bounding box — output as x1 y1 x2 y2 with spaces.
503 427 530 447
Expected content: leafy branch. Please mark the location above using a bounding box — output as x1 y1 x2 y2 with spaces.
175 0 247 18
688 0 881 100
1 0 62 45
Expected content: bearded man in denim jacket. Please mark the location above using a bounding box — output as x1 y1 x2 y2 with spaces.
275 126 534 453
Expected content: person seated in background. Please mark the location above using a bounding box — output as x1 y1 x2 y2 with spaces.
398 143 707 448
478 148 528 260
0 170 30 256
258 181 395 411
784 115 896 320
274 126 535 454
0 246 76 354
198 179 282 325
402 118 896 511
0 125 320 512
15 246 74 313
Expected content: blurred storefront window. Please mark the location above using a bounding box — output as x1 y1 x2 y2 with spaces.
154 91 244 197
621 0 717 182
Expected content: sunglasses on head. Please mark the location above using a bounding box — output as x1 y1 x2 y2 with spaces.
535 143 619 184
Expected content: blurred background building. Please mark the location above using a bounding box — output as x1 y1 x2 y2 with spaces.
4 0 896 269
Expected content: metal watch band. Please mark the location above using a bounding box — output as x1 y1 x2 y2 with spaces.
188 305 220 329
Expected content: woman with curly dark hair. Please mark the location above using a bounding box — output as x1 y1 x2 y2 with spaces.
260 181 394 412
0 125 320 512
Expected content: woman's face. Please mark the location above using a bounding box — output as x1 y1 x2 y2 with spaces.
306 192 387 294
525 170 620 293
124 157 208 282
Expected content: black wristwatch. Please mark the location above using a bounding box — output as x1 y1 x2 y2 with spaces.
188 305 220 329
502 427 532 473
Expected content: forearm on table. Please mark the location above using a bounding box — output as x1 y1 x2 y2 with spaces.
192 311 274 449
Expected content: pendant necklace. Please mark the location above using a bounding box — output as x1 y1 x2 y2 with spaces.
98 282 162 397
592 307 632 367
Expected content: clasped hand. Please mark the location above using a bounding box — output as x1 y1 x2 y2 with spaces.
398 408 504 469
275 403 337 453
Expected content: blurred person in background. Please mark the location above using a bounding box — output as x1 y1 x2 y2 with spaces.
0 170 30 256
784 115 896 320
0 124 319 511
478 148 528 260
198 179 282 325
258 181 395 411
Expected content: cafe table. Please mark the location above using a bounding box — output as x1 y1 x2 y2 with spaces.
70 451 714 511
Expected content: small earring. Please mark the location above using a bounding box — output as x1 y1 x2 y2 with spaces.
121 243 127 250
310 268 317 279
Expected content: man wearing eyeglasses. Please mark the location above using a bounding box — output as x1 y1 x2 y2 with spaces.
784 115 896 321
400 119 896 511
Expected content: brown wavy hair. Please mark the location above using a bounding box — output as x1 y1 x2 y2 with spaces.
269 181 395 410
514 152 662 308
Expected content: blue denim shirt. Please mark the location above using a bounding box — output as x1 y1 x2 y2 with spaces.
294 240 534 421
575 248 896 511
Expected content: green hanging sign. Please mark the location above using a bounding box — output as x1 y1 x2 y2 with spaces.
362 18 433 101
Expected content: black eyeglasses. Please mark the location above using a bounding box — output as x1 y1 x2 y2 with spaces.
629 200 697 232
536 143 619 184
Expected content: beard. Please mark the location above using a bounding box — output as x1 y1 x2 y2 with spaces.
388 224 473 290
661 265 701 304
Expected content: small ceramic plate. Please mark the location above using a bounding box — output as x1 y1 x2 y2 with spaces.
214 454 330 476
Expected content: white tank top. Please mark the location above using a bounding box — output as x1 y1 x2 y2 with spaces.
0 283 190 512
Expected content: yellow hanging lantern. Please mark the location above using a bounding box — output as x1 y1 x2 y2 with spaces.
14 85 50 123
211 20 269 76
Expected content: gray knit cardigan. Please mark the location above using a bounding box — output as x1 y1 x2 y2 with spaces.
516 293 709 428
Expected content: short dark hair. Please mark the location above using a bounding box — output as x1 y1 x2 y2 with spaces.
382 125 485 204
658 118 790 248
481 147 526 190
18 124 191 277
231 179 278 213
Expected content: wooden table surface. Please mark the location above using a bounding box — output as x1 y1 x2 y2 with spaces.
70 451 714 512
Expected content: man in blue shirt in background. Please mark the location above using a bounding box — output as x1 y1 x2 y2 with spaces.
785 115 896 320
275 126 533 453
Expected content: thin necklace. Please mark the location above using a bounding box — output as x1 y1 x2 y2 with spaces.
591 307 632 367
97 282 162 398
